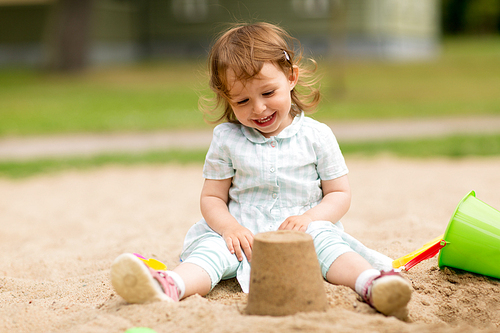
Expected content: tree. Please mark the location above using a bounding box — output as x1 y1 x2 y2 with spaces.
45 0 93 71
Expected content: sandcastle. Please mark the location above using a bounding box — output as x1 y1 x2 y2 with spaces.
245 230 328 316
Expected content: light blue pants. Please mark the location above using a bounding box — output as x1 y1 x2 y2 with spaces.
181 221 393 291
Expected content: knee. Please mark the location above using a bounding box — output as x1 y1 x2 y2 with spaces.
183 237 240 290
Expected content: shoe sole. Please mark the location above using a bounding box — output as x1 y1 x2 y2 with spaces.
371 275 412 319
110 253 173 304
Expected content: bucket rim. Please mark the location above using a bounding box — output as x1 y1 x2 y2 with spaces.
438 190 476 267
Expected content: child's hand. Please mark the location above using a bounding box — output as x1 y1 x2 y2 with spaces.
222 225 254 262
278 215 313 232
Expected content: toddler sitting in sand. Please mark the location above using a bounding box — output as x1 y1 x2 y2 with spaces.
111 22 412 319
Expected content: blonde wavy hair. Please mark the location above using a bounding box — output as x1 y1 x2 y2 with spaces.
200 22 321 124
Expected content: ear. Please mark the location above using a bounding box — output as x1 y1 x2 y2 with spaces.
288 65 299 90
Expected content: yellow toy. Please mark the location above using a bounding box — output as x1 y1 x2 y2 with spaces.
133 253 167 271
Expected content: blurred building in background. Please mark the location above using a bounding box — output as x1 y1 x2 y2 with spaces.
1 0 441 70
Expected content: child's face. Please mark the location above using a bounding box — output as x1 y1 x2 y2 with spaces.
226 62 298 138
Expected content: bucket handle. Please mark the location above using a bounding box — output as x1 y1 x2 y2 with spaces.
392 235 447 271
403 240 446 270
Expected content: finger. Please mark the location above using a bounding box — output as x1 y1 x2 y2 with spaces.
241 239 253 262
278 221 289 230
243 248 252 262
233 239 244 261
225 236 235 255
247 234 254 248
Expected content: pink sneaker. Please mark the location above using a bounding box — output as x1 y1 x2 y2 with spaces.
111 253 179 304
361 270 412 319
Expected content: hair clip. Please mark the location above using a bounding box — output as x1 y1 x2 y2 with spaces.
283 50 292 64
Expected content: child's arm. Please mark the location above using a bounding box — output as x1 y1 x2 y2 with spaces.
200 178 254 262
278 175 351 231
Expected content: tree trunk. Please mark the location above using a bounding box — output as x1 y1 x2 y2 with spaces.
46 0 93 71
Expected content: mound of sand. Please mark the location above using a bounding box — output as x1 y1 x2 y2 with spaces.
1 157 499 332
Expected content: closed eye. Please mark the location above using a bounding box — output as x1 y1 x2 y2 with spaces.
236 98 249 105
263 90 275 97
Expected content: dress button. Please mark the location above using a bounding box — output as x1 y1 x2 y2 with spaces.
270 167 275 173
270 141 276 148
272 193 277 199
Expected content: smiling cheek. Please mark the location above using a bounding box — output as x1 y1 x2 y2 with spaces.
231 106 252 125
272 94 292 114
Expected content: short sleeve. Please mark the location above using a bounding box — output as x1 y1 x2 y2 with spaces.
314 123 348 180
202 124 236 180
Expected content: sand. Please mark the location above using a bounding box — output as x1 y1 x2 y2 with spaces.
1 156 500 333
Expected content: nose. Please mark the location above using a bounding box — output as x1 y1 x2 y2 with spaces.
252 98 266 114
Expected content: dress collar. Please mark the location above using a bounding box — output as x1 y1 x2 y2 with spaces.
241 112 304 144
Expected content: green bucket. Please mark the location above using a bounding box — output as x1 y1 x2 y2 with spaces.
438 191 500 279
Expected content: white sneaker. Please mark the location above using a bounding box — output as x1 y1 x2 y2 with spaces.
362 270 412 319
111 253 179 304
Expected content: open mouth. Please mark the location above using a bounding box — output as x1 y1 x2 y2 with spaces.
253 112 276 127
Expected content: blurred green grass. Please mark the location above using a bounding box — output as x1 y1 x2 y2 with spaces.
0 149 208 179
1 36 499 137
0 61 208 136
319 36 500 119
